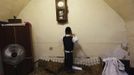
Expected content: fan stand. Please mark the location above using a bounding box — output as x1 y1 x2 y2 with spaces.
12 52 18 75
12 52 17 75
13 65 17 75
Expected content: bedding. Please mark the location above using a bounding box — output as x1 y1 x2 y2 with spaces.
29 58 103 75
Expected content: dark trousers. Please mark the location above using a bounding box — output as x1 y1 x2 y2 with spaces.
64 52 73 71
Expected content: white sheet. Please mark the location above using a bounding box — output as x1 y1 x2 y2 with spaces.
102 57 128 75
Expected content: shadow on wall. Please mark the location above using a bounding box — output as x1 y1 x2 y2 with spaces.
73 42 88 58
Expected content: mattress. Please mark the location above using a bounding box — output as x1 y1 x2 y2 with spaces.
29 57 103 75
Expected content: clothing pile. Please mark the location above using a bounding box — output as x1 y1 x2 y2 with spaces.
102 57 128 75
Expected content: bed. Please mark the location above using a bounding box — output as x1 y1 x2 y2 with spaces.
29 57 103 75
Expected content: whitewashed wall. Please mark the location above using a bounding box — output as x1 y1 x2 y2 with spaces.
18 0 127 61
126 21 134 67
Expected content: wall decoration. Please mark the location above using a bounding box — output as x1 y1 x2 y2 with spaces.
55 0 68 24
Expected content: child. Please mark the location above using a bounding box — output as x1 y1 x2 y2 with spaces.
63 27 78 72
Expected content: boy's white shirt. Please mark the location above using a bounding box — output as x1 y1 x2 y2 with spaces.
65 34 78 43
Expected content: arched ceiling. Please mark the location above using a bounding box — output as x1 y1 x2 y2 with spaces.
0 0 30 21
0 0 134 22
104 0 134 22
